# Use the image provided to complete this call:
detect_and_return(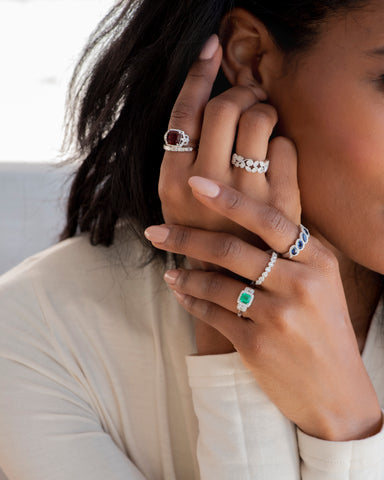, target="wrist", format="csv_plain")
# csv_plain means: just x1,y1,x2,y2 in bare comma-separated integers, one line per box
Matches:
300,408,383,442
